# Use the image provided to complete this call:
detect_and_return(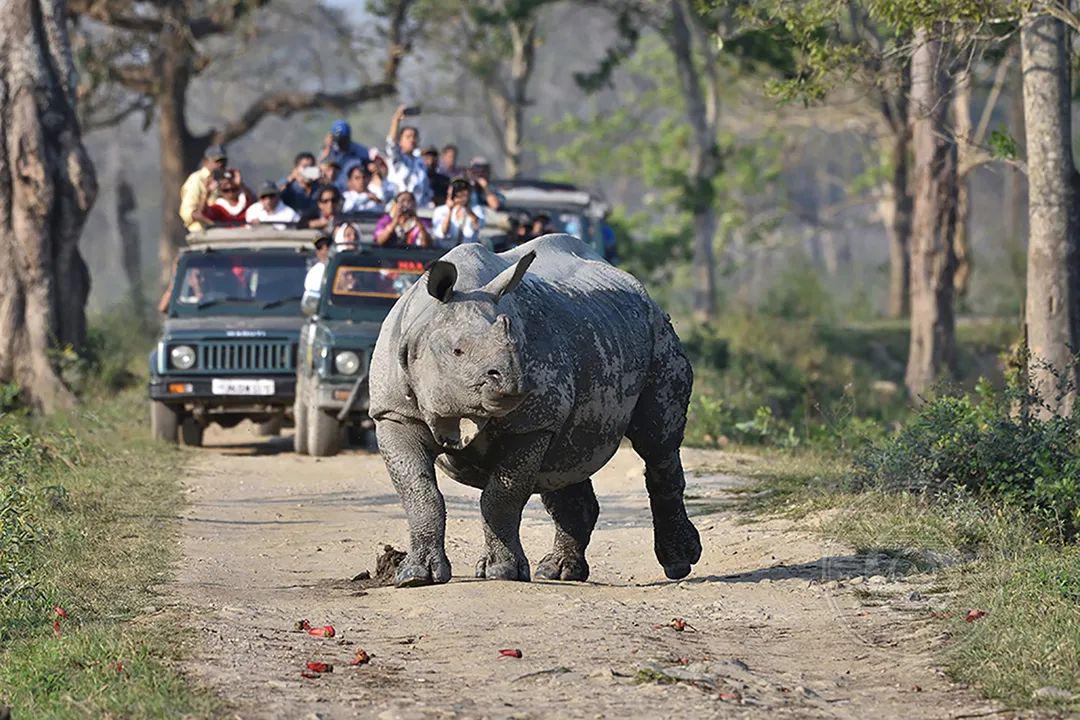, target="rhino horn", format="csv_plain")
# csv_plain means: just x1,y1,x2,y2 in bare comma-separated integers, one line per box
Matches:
427,261,457,303
484,251,536,301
